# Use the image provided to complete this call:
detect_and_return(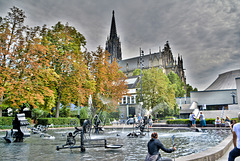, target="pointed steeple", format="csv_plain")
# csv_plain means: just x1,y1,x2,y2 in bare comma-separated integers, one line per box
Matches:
110,10,117,39
105,10,122,63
